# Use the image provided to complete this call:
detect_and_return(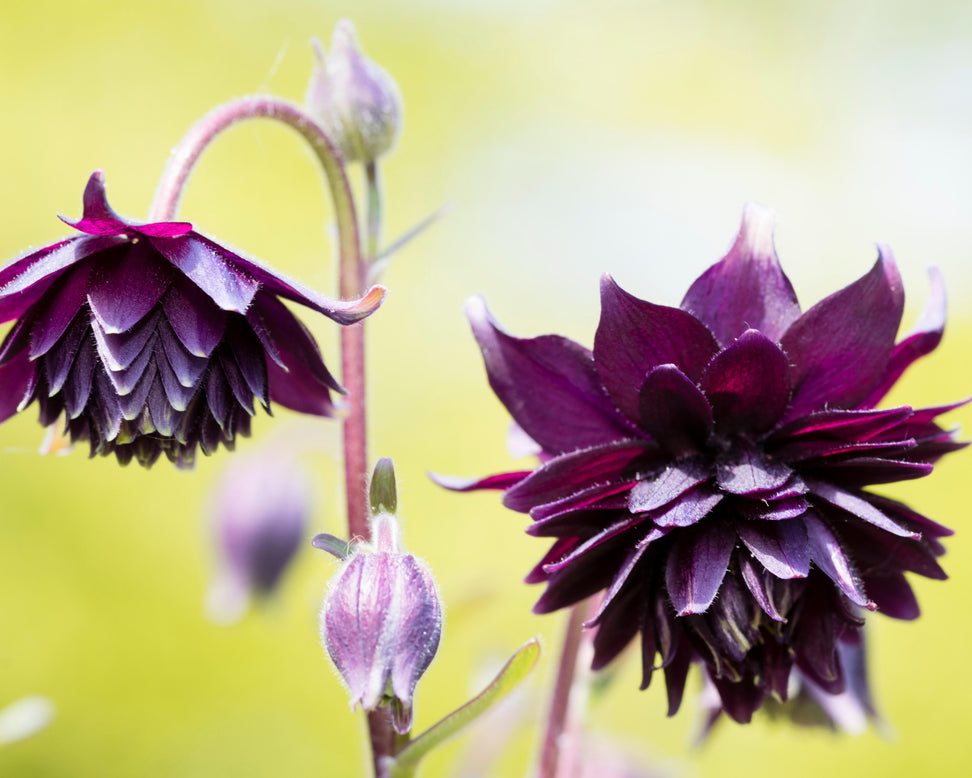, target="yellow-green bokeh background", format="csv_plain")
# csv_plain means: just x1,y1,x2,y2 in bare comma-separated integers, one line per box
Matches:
1,1,971,775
